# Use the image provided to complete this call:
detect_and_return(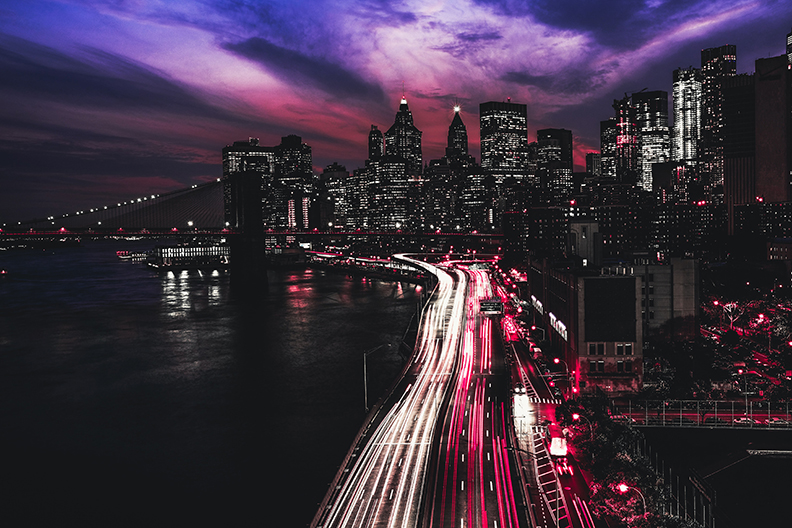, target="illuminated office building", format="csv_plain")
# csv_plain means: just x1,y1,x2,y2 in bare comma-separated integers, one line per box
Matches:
633,91,670,192
275,134,313,194
537,129,573,169
479,100,529,183
221,138,275,224
600,118,618,179
586,152,601,177
701,45,737,192
384,97,423,176
612,95,640,184
447,105,469,158
537,129,574,202
787,27,792,64
366,155,409,230
368,125,384,161
672,67,702,165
